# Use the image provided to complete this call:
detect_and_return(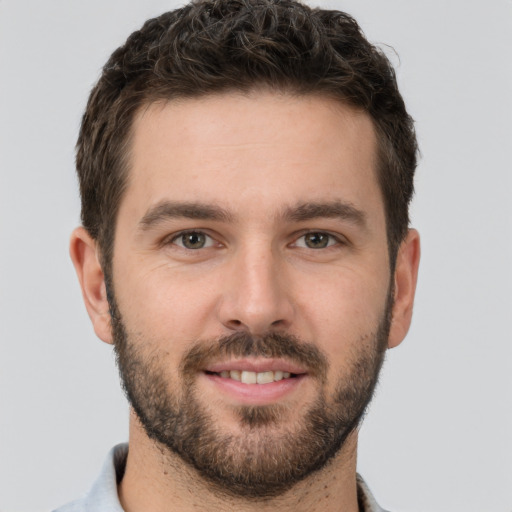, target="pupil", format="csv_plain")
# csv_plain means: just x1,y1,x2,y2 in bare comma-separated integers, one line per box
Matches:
184,232,205,249
306,233,328,248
